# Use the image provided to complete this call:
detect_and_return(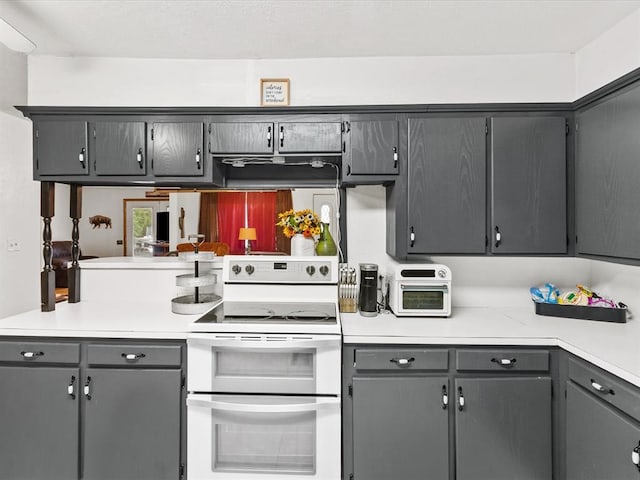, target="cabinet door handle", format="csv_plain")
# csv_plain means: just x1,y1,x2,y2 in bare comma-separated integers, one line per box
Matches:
590,379,615,395
67,376,76,398
122,352,146,361
79,147,86,168
458,386,465,411
442,385,448,410
495,226,502,248
410,226,415,247
84,376,92,399
390,357,415,366
195,148,201,170
632,442,640,470
21,351,44,359
279,126,284,148
136,147,144,168
267,126,272,148
491,357,517,367
393,146,398,169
